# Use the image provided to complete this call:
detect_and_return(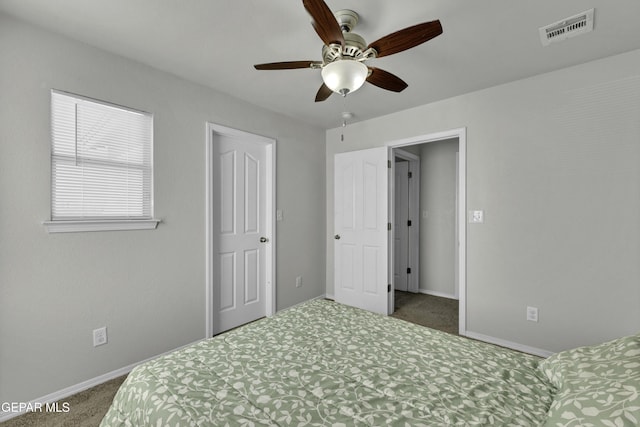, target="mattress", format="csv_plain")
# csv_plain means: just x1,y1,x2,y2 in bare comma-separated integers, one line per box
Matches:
101,299,558,426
